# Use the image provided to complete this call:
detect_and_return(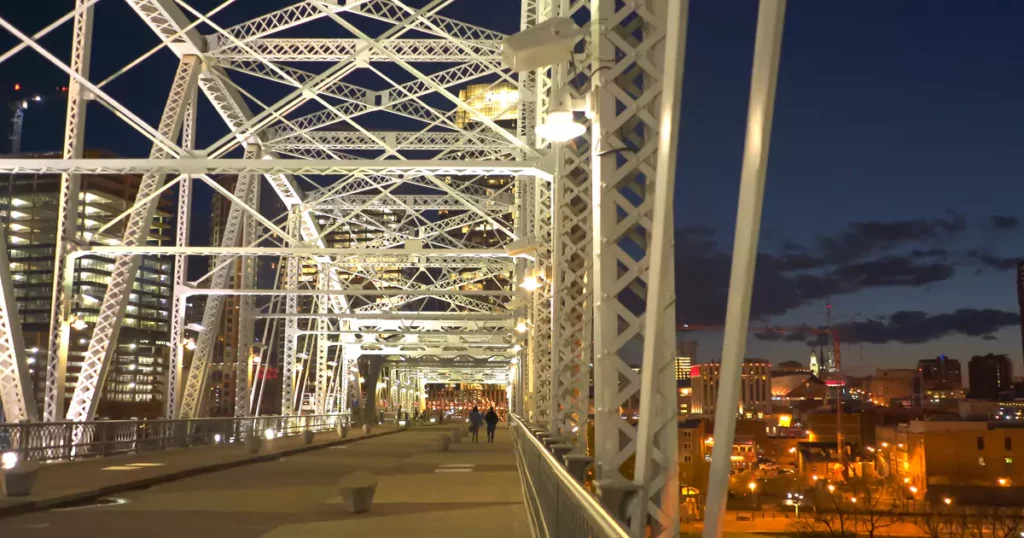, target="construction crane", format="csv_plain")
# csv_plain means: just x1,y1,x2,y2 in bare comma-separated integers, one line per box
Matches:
678,321,850,477
4,83,68,154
